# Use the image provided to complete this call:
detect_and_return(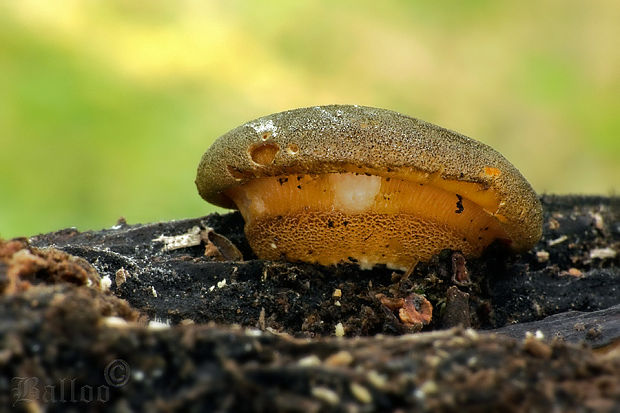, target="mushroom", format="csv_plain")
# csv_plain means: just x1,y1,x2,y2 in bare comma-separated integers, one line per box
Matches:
195,105,542,270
